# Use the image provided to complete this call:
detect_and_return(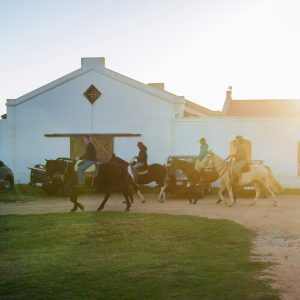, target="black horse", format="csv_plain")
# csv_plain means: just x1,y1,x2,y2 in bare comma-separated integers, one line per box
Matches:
110,154,168,202
45,158,133,212
168,158,205,204
110,154,145,203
